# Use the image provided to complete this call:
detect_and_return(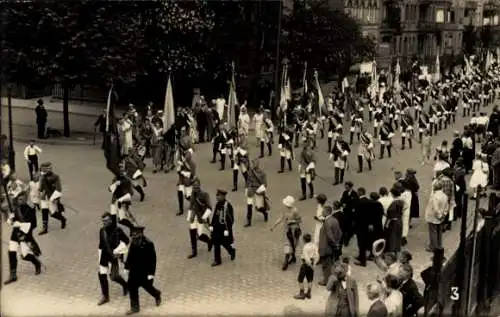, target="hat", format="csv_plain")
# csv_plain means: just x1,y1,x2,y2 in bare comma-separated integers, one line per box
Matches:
316,193,327,204
40,162,52,169
406,168,416,175
282,195,295,208
216,189,228,196
372,239,386,257
37,99,44,105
